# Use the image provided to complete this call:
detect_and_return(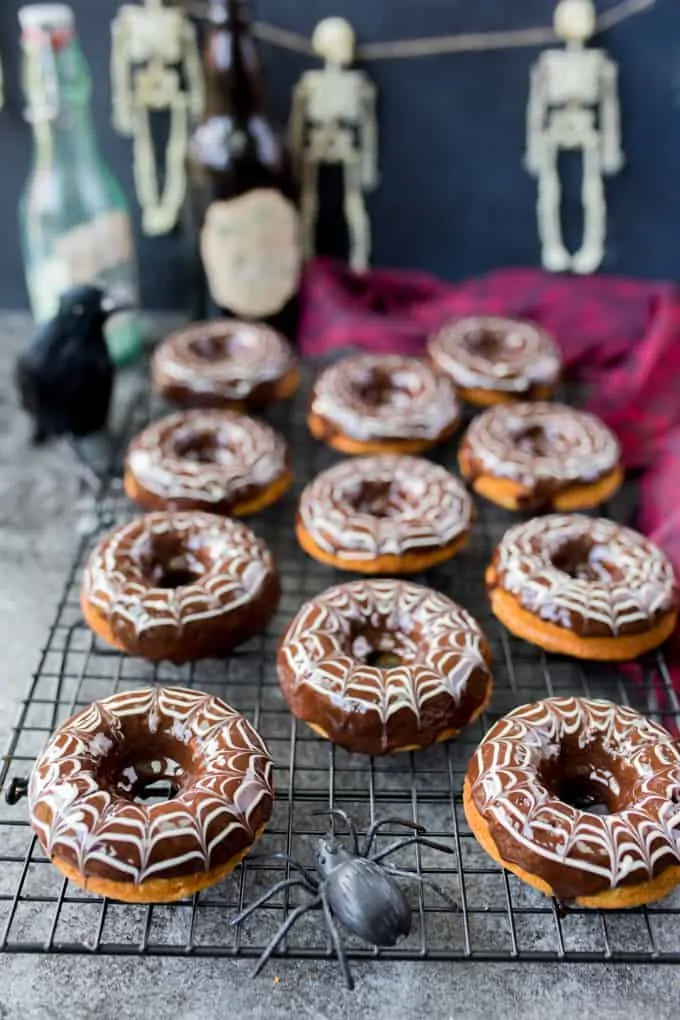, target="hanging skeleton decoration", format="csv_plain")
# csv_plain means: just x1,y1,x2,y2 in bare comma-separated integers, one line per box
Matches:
525,0,624,275
289,17,379,273
111,0,204,237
